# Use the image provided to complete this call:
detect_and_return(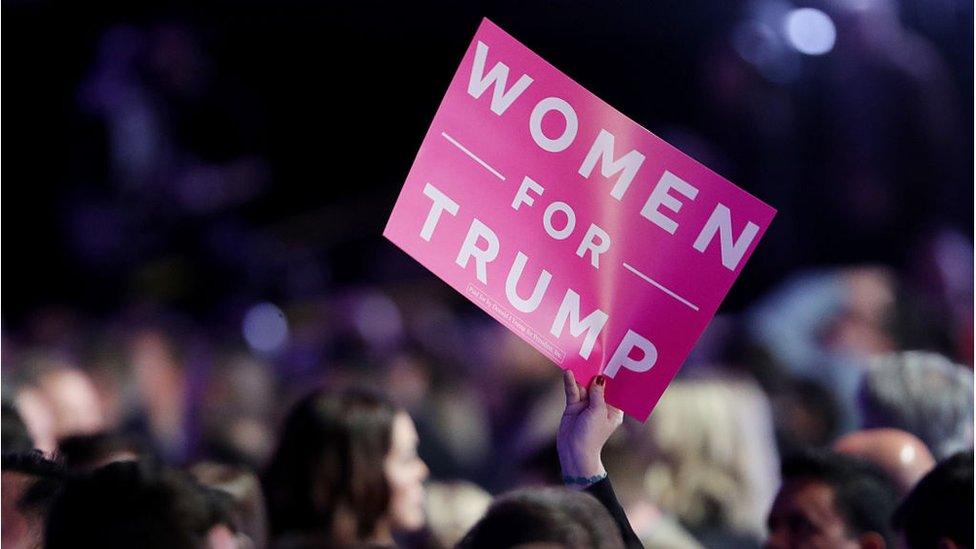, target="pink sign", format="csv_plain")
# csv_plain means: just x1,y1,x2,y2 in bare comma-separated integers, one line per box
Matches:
384,18,776,420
